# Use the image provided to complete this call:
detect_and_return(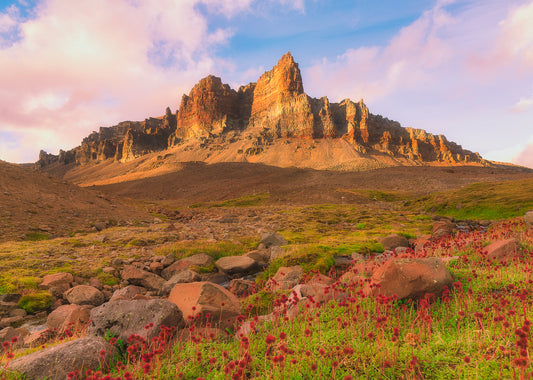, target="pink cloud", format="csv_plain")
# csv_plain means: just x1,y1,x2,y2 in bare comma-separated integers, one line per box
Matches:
513,144,533,169
0,0,258,162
